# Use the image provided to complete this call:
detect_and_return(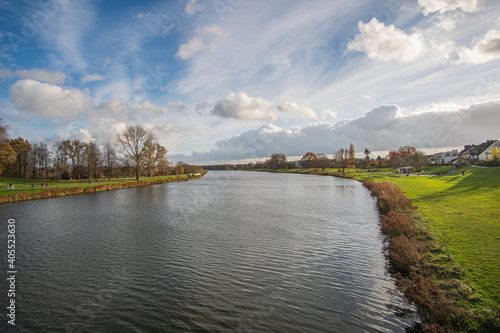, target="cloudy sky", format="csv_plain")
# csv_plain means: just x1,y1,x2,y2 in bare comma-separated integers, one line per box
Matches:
1,0,499,164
